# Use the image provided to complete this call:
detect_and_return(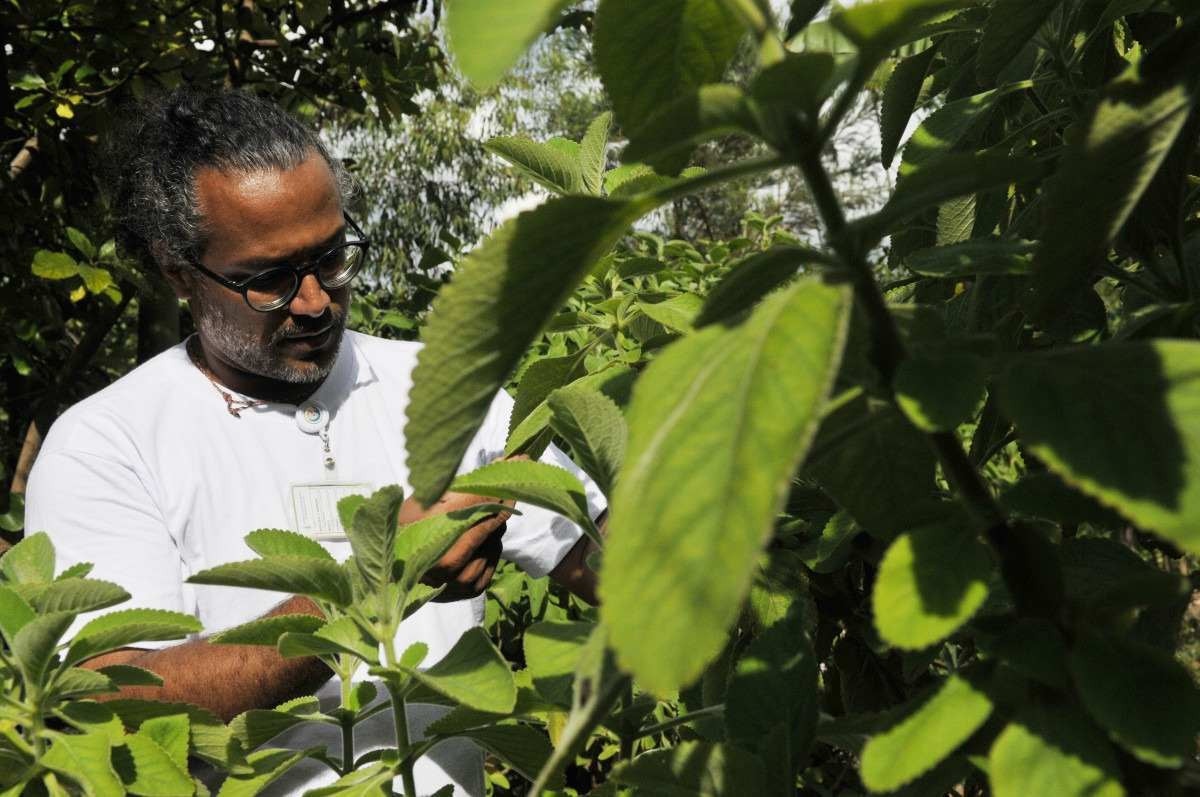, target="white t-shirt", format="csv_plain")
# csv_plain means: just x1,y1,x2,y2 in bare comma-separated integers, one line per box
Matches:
24,330,602,796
